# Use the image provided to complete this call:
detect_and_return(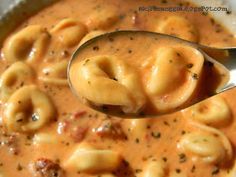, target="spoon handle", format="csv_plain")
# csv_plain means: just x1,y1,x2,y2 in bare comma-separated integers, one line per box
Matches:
214,48,236,92
223,48,236,69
